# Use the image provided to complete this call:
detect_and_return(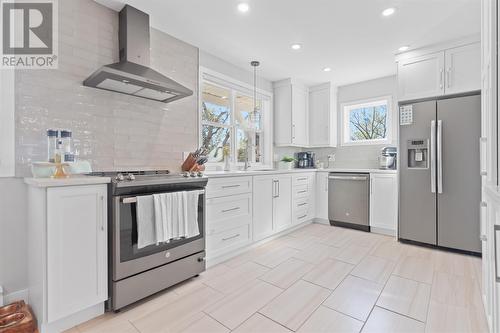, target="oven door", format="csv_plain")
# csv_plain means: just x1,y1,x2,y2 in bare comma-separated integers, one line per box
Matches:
112,190,206,281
